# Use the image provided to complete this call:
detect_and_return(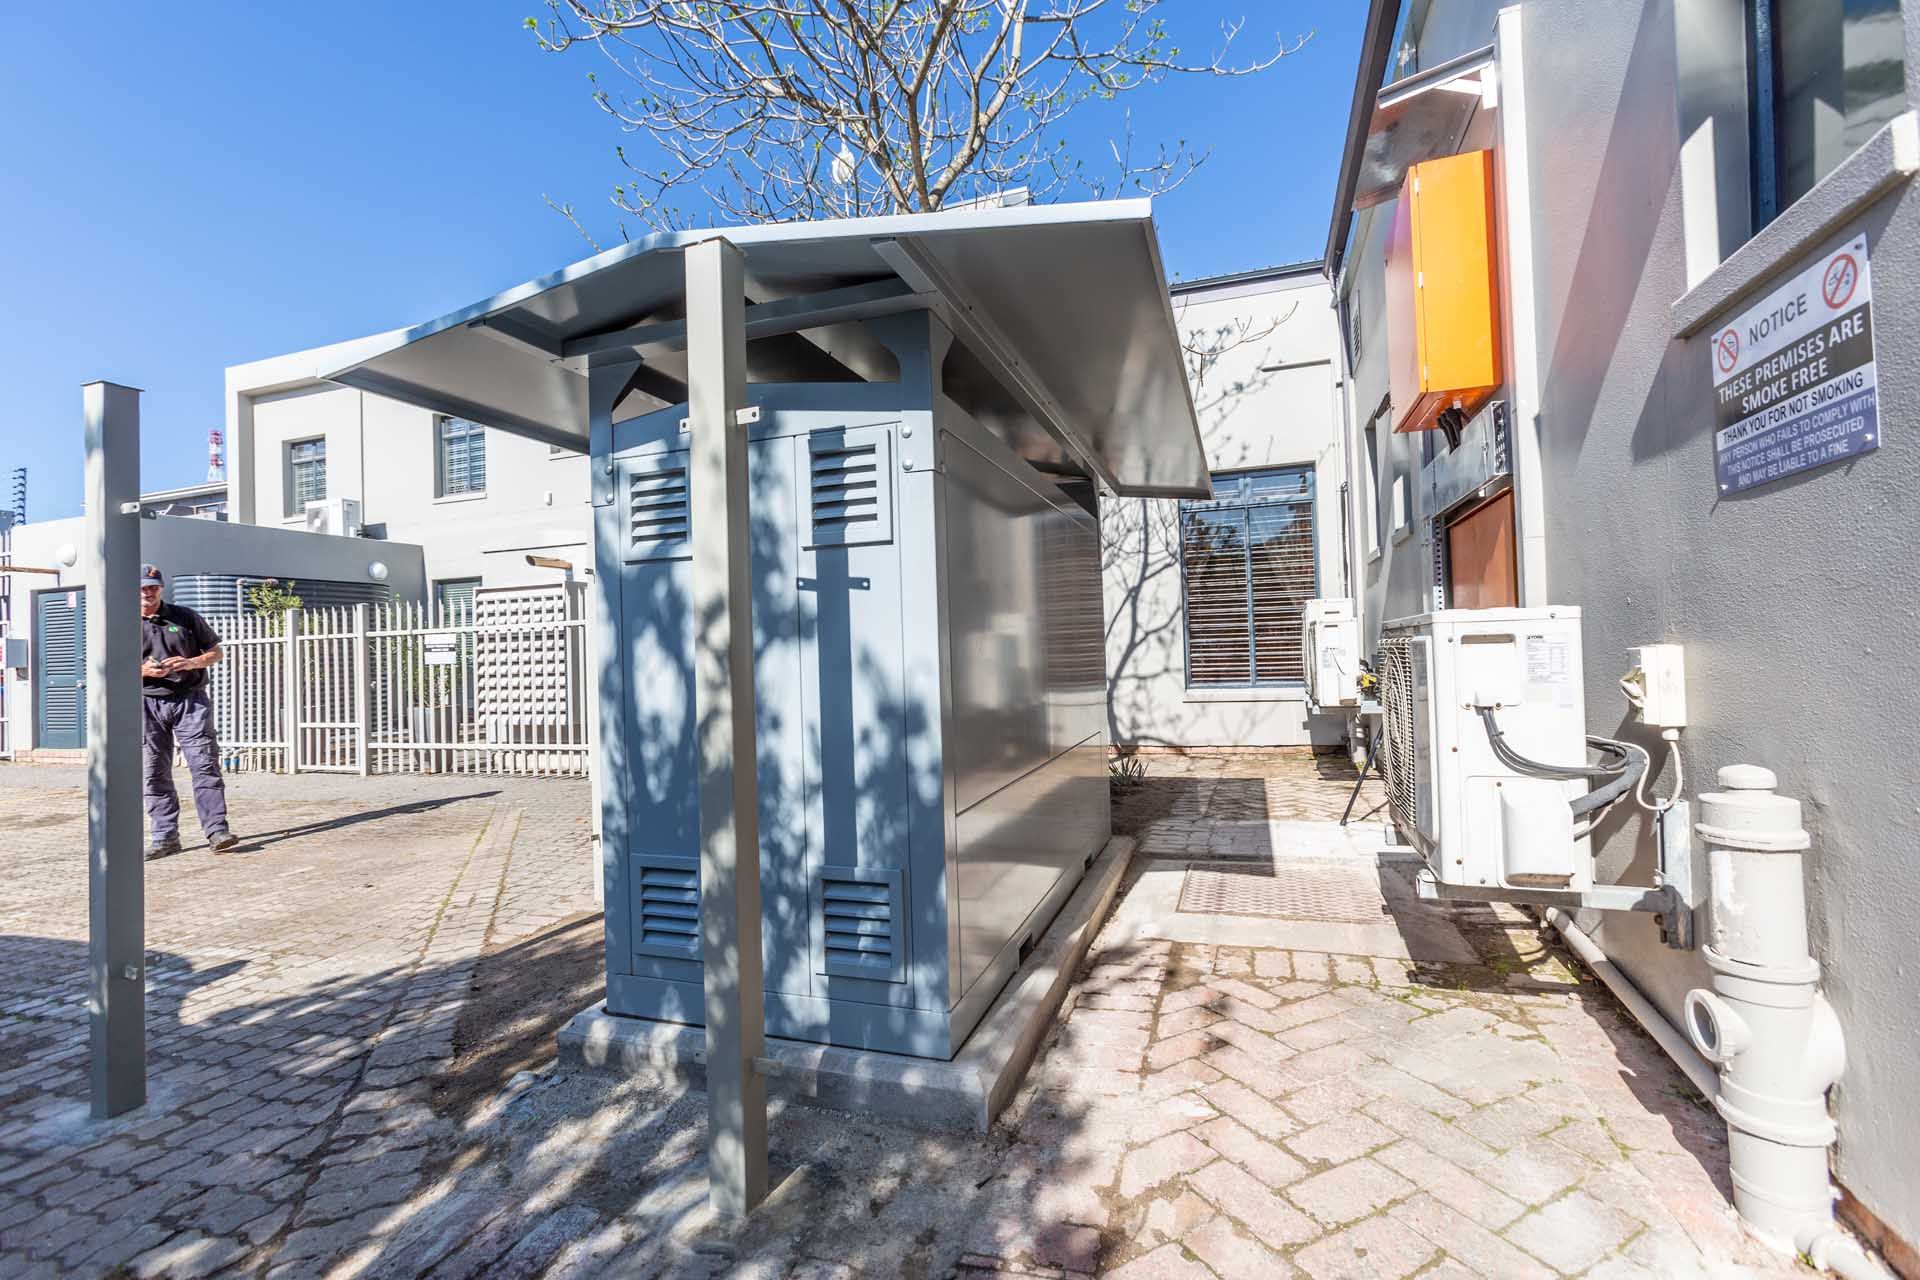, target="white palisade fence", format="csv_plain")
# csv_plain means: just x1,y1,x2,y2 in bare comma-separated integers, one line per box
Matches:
205,584,589,777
